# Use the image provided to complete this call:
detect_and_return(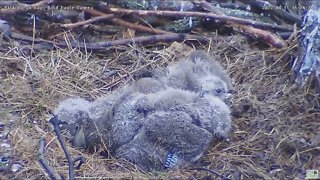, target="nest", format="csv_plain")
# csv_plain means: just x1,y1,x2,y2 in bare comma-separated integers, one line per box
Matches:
0,34,319,179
